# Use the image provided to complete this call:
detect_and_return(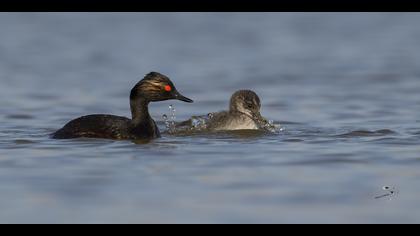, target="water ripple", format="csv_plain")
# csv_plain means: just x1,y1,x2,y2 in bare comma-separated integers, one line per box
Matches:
335,129,396,138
